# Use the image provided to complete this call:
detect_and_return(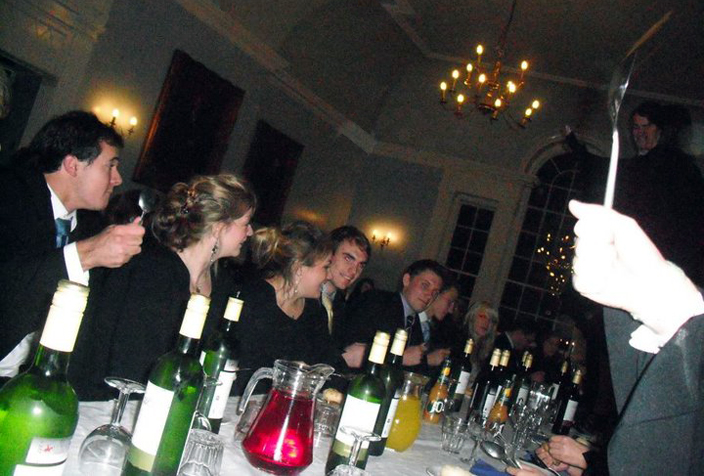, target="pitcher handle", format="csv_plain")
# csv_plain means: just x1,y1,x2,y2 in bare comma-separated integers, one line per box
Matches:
237,366,273,415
